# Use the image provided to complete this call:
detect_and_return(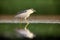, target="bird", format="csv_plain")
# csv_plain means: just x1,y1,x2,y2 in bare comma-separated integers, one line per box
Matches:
15,8,36,39
15,8,36,30
16,28,35,39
